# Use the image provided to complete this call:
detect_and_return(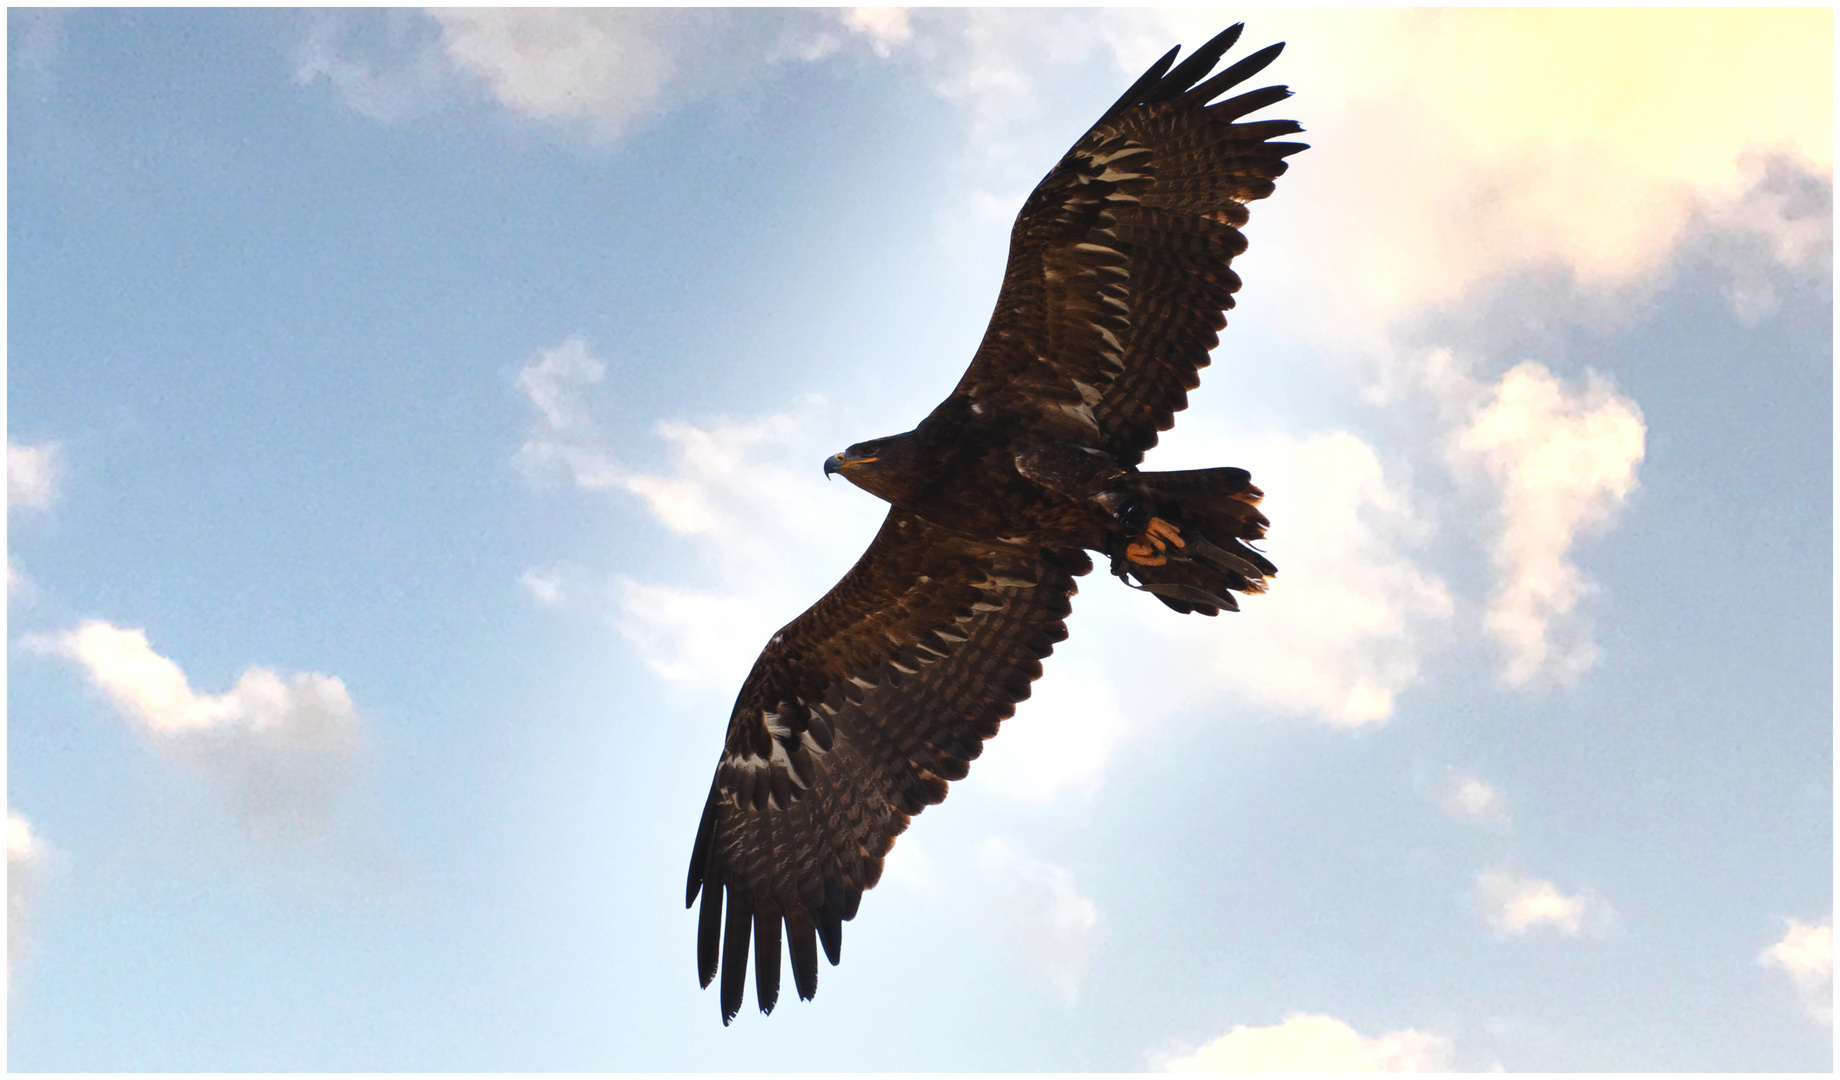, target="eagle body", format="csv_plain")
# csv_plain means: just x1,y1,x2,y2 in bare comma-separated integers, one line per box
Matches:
686,24,1307,1023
